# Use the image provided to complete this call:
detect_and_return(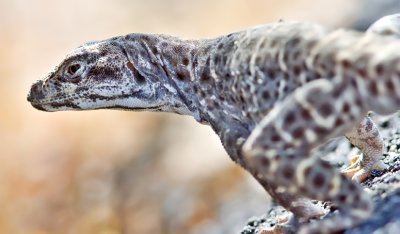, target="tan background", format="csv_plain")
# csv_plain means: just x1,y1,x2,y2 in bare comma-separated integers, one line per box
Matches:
0,0,390,233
